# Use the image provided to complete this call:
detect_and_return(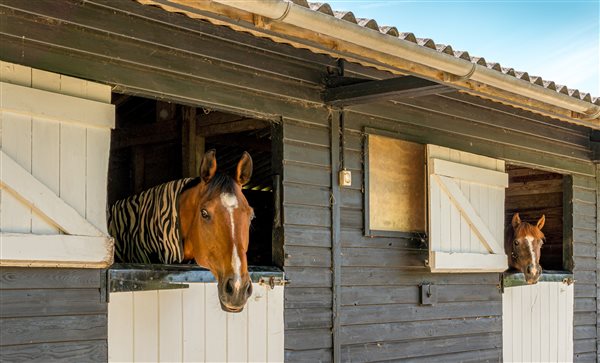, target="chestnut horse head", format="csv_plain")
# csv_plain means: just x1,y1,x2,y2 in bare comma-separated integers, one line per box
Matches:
179,150,254,312
506,213,545,284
